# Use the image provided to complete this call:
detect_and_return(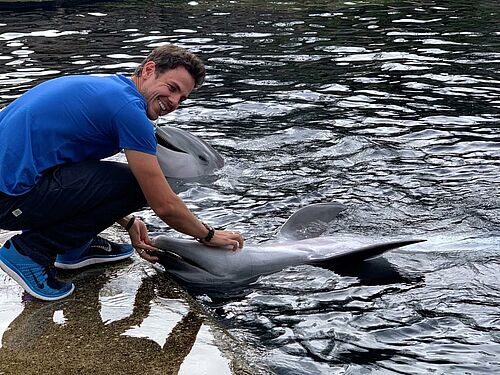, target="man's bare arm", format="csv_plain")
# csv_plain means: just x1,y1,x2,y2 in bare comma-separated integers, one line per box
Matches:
124,149,243,250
